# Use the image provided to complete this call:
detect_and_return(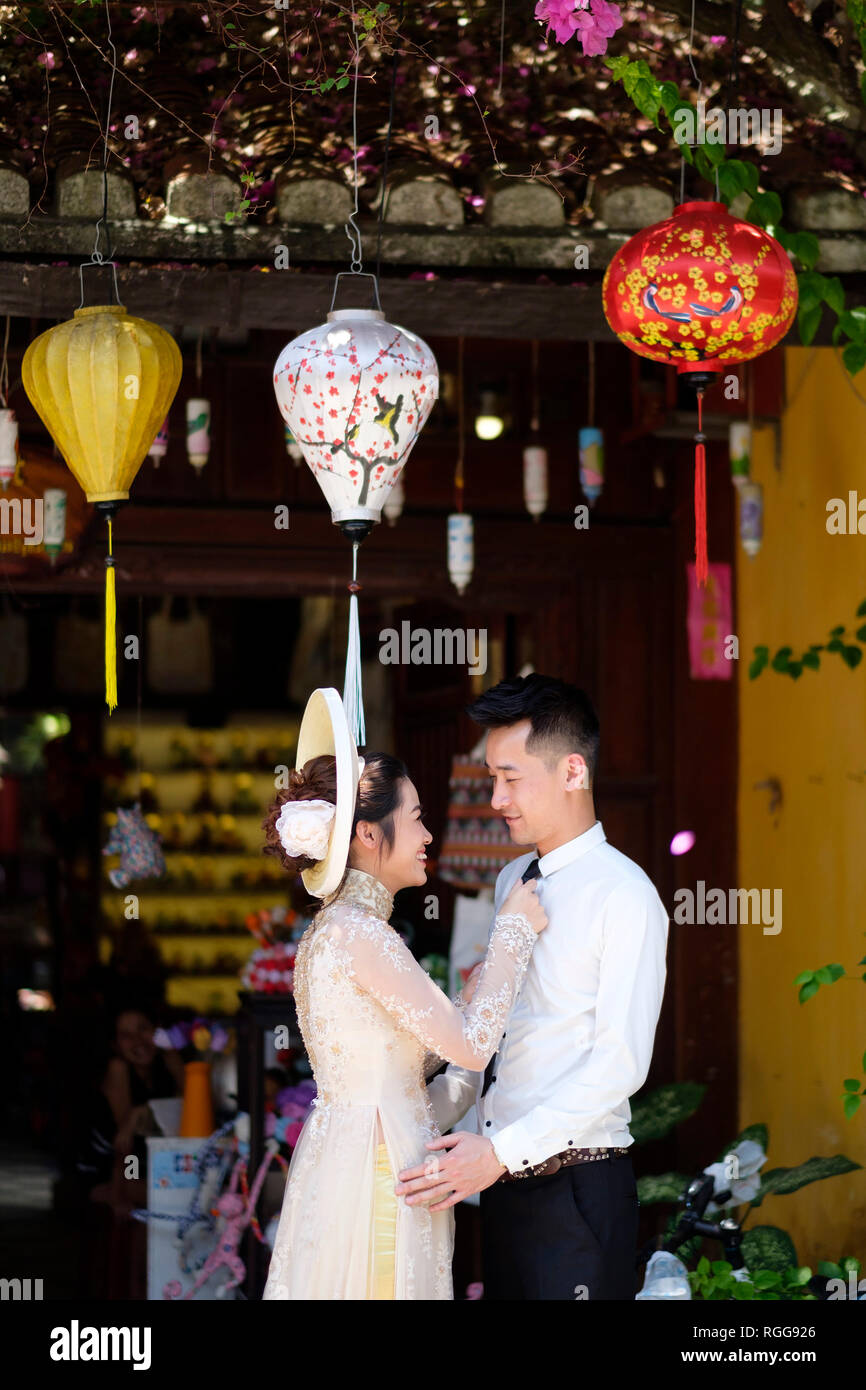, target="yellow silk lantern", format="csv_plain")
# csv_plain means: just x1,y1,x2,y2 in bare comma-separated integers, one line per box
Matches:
22,304,182,710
